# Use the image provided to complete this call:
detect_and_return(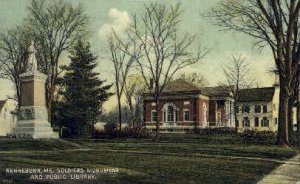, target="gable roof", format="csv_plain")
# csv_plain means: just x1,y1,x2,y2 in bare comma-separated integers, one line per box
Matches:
145,79,233,98
162,79,201,94
238,87,275,102
200,86,232,97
